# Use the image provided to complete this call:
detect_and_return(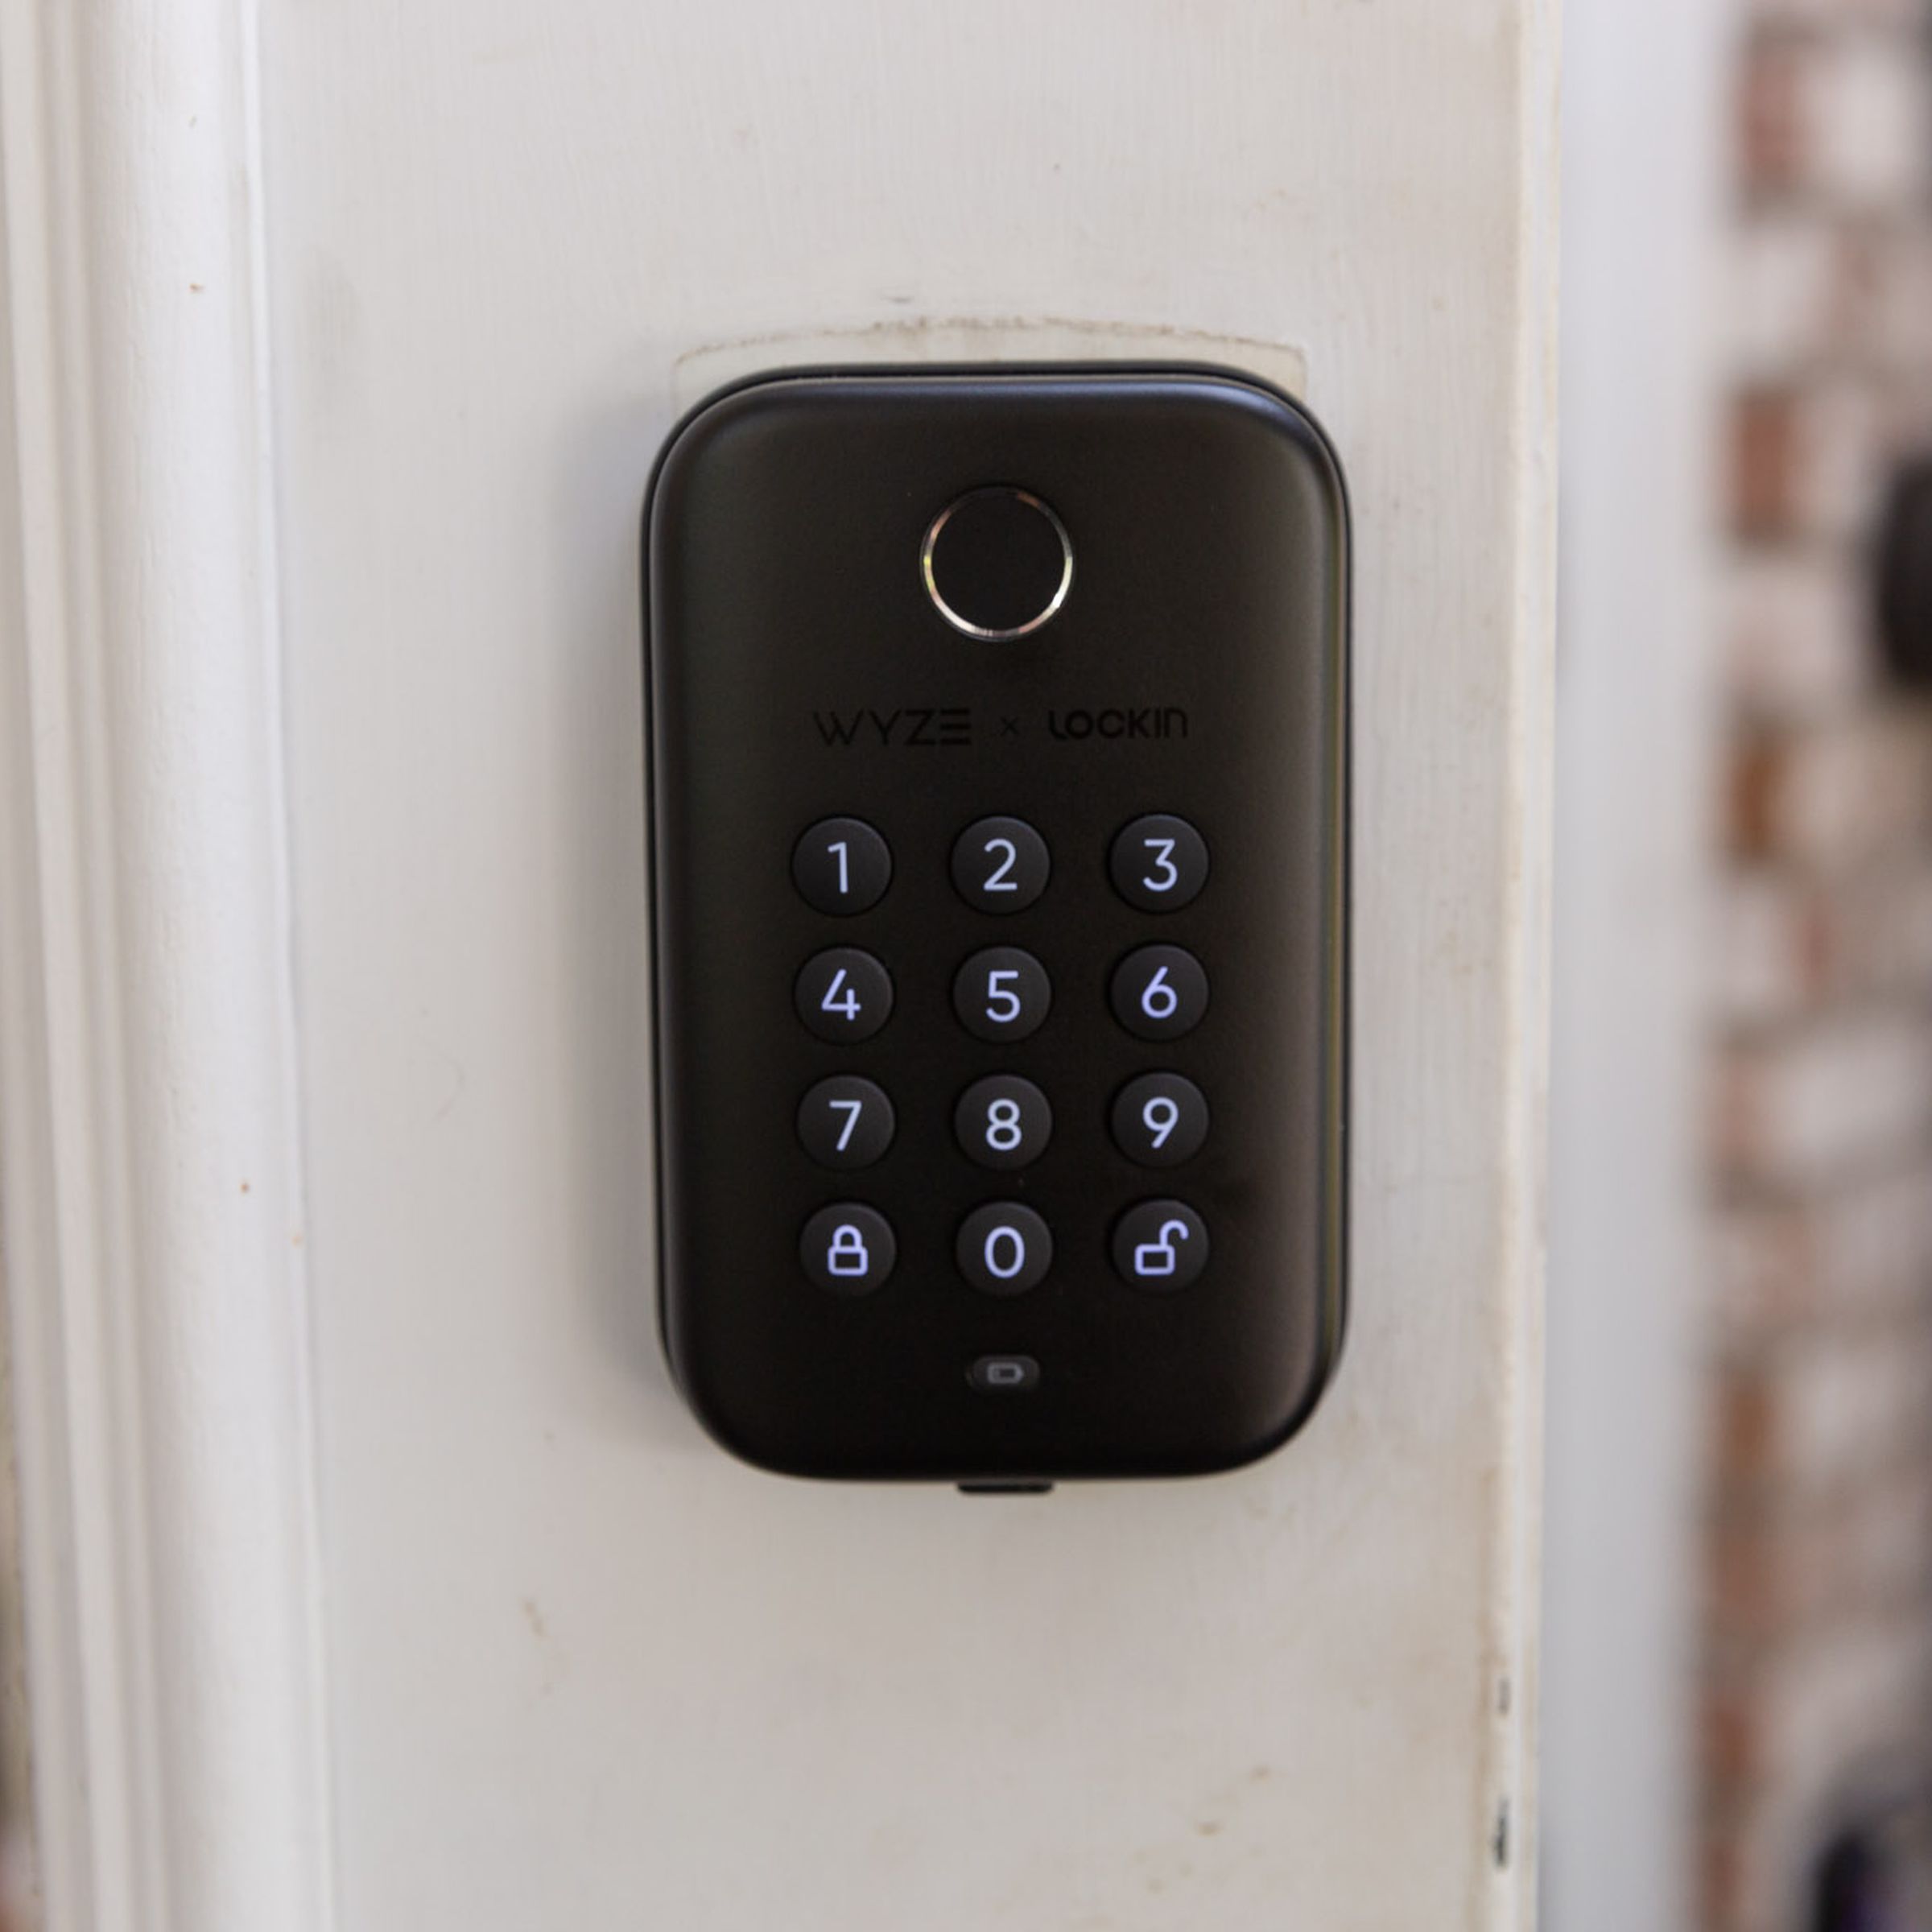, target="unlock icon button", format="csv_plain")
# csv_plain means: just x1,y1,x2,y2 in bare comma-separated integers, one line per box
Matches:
799,1203,897,1295
1113,1199,1209,1291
